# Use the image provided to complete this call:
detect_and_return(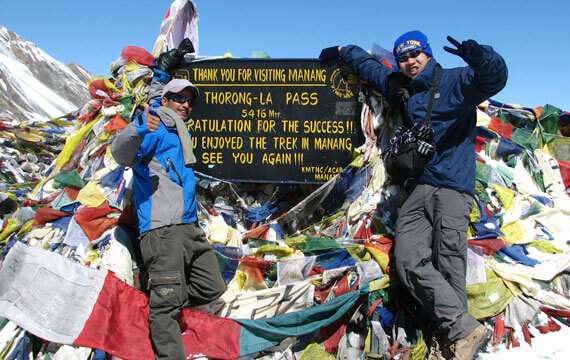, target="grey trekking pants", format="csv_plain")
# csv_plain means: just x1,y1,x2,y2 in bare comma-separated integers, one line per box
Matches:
140,223,227,360
393,184,480,341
